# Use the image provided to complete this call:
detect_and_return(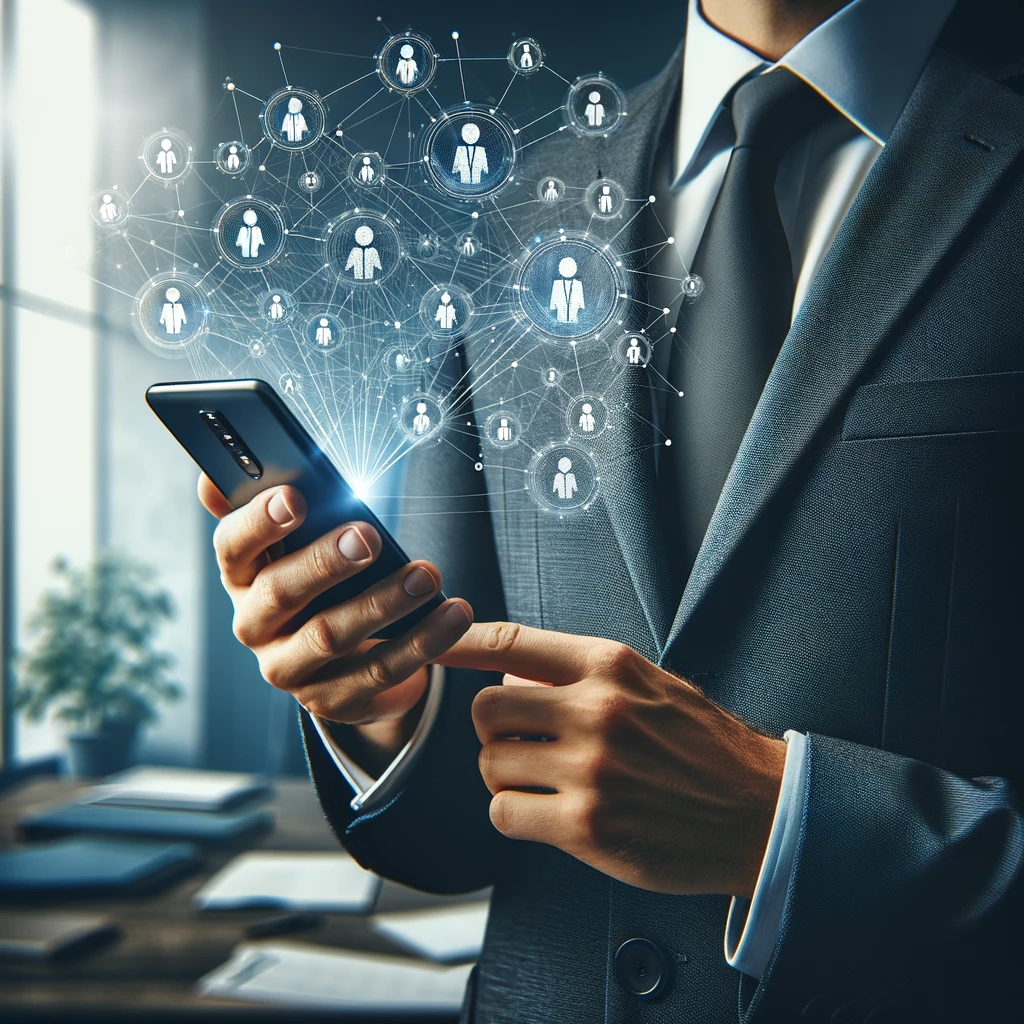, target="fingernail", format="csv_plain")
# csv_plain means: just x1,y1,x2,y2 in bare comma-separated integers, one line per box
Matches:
267,491,294,526
338,528,371,561
442,602,470,633
404,567,436,597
